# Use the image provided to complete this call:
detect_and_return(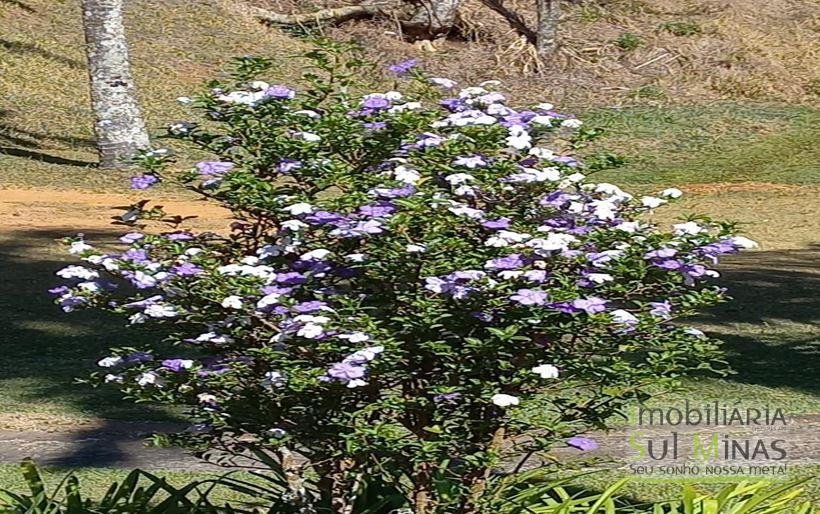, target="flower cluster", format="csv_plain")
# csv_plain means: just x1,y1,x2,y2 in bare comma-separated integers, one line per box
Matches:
53,47,753,512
